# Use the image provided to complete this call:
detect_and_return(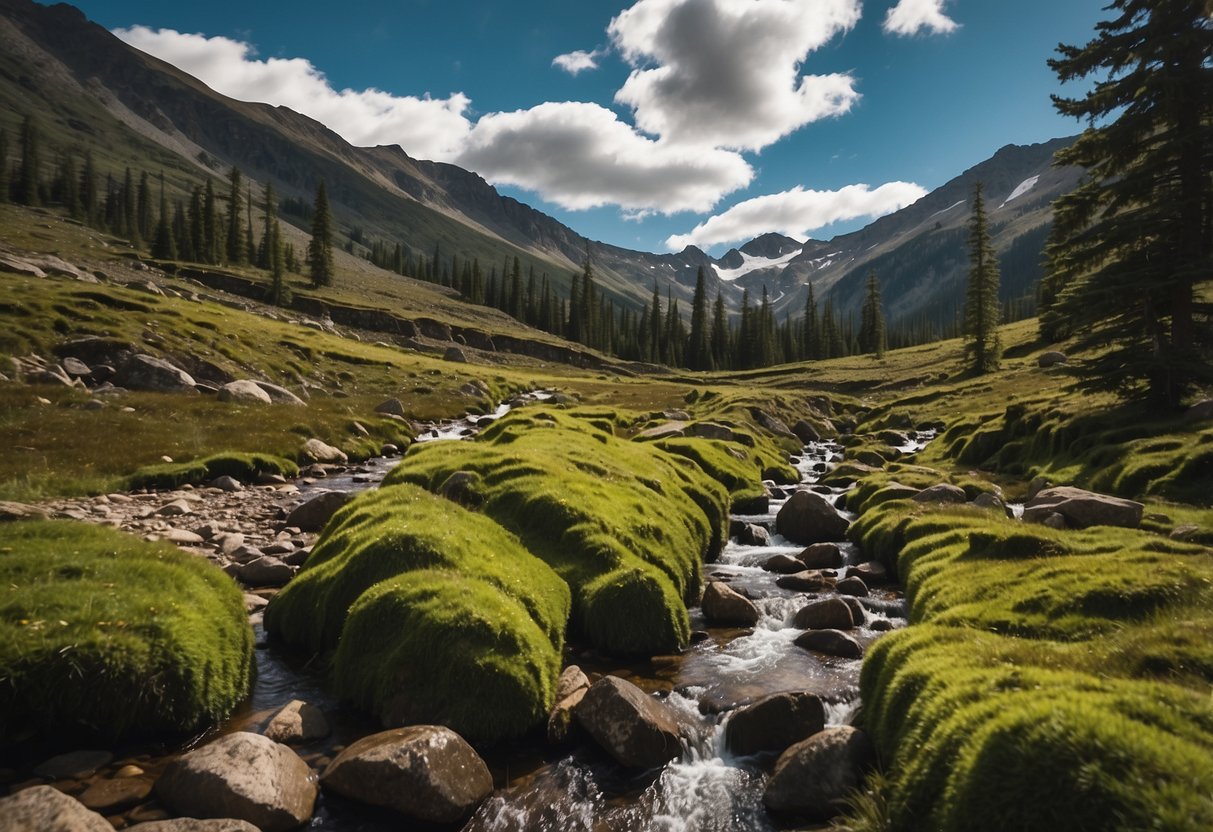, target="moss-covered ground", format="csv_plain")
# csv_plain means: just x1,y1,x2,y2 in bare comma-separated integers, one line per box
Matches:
0,520,253,743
